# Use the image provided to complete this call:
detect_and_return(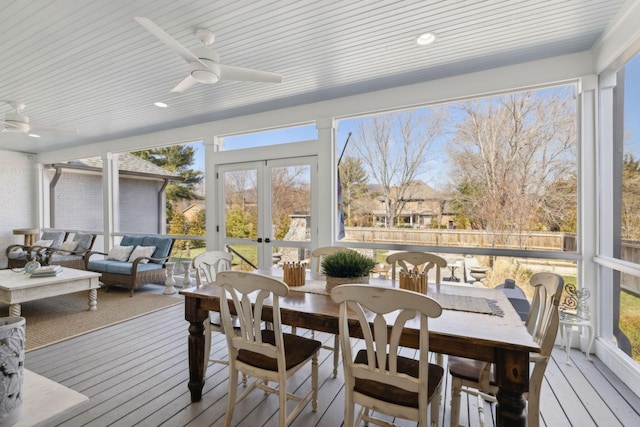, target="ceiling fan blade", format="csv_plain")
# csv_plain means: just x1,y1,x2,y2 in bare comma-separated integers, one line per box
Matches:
135,17,206,67
29,123,79,133
171,75,198,93
218,64,282,83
